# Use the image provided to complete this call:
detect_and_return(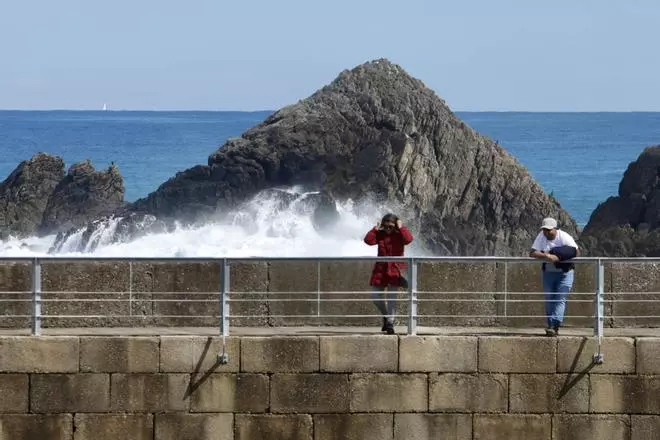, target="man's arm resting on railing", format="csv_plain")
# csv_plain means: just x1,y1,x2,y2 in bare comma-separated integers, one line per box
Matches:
529,249,559,262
